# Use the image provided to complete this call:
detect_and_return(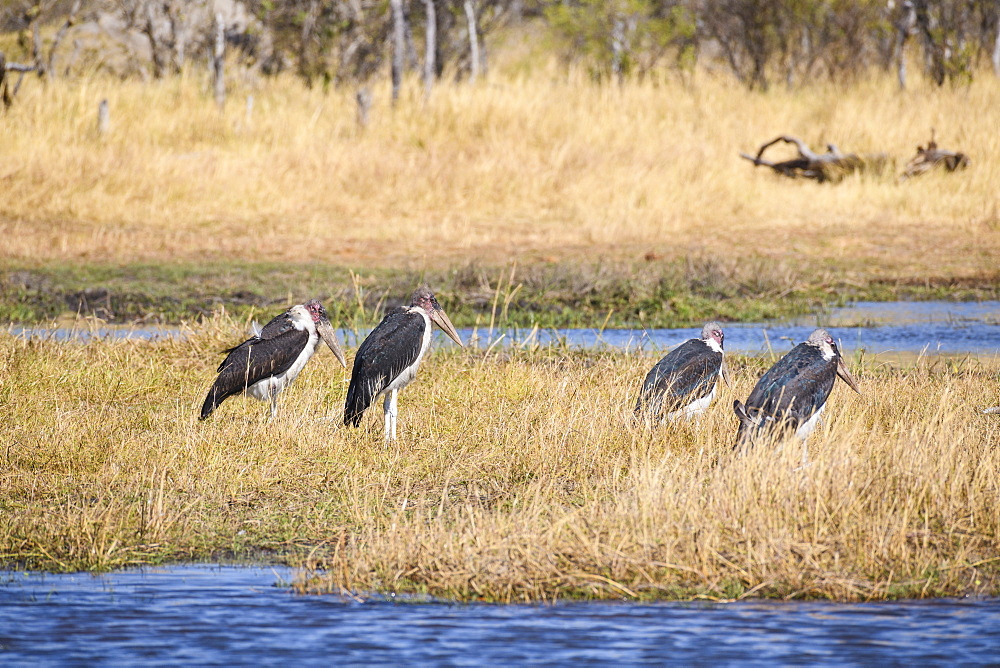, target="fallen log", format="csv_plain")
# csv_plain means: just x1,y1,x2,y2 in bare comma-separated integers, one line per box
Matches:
740,135,886,183
900,132,969,181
